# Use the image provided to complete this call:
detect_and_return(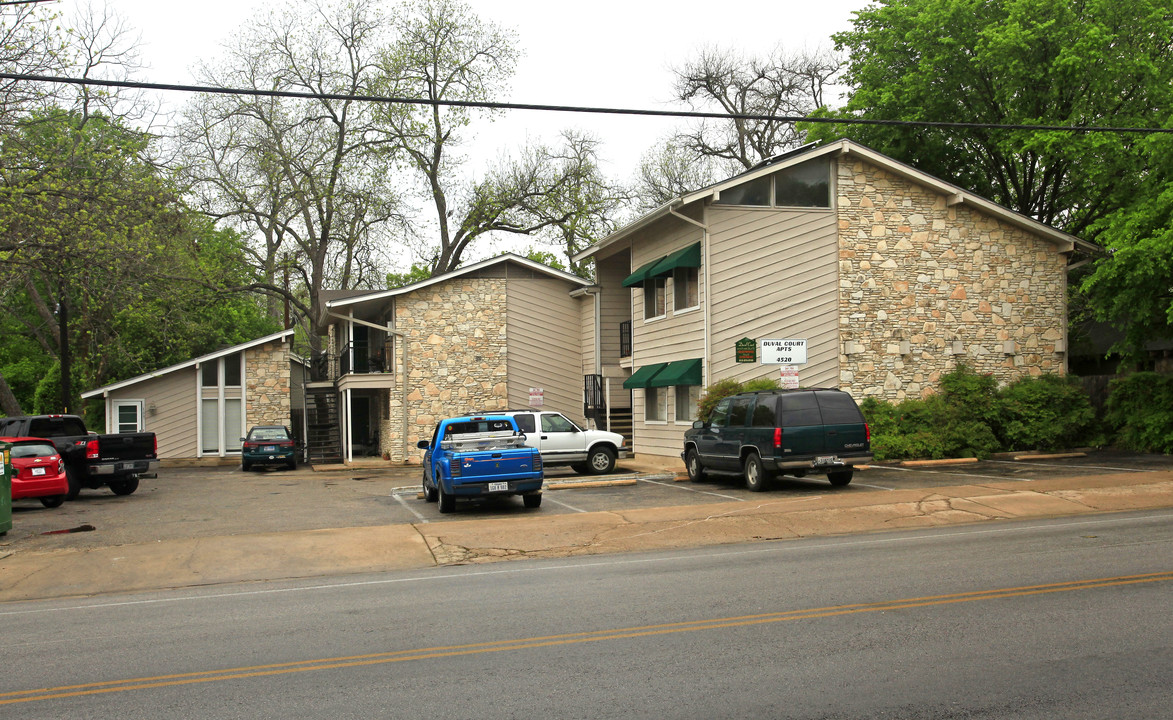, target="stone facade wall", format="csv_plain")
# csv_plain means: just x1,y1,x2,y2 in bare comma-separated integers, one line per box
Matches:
386,278,509,462
245,341,292,427
836,157,1068,401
